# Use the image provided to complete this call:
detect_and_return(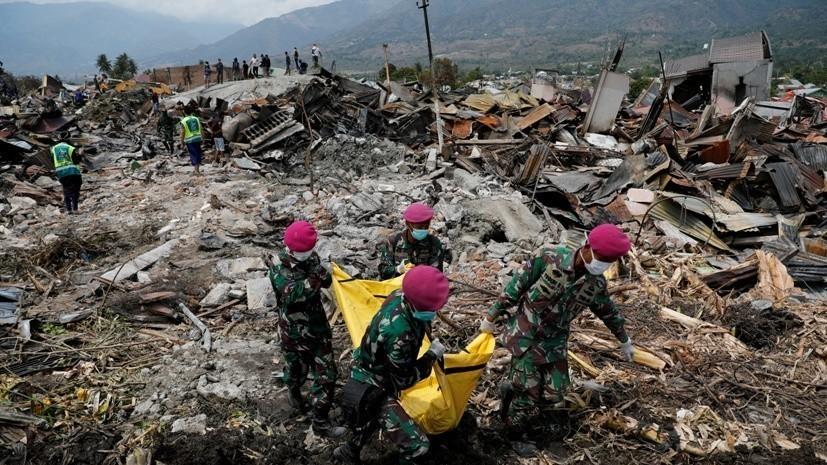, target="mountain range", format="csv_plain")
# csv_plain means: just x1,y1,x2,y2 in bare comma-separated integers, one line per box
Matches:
3,0,826,78
0,1,240,76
